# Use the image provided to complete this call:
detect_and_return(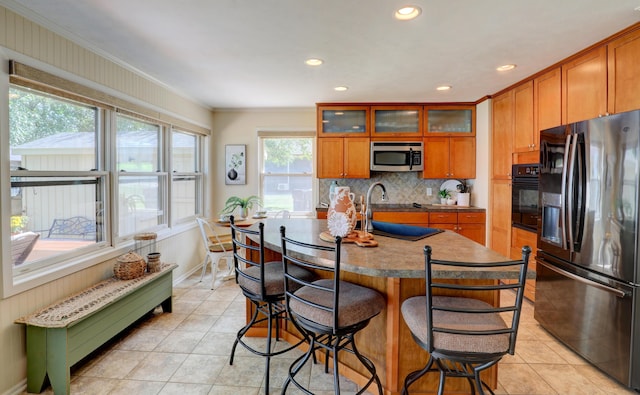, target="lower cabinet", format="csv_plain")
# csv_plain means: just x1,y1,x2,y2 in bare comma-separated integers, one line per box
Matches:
317,209,486,245
430,211,486,245
508,226,537,301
